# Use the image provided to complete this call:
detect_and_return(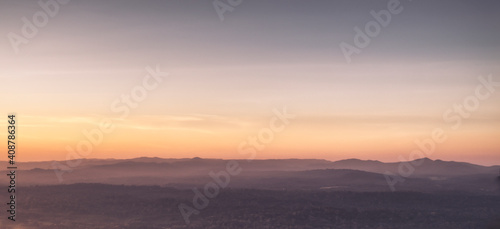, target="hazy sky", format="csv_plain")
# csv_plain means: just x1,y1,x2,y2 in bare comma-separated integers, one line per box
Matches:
1,0,499,164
